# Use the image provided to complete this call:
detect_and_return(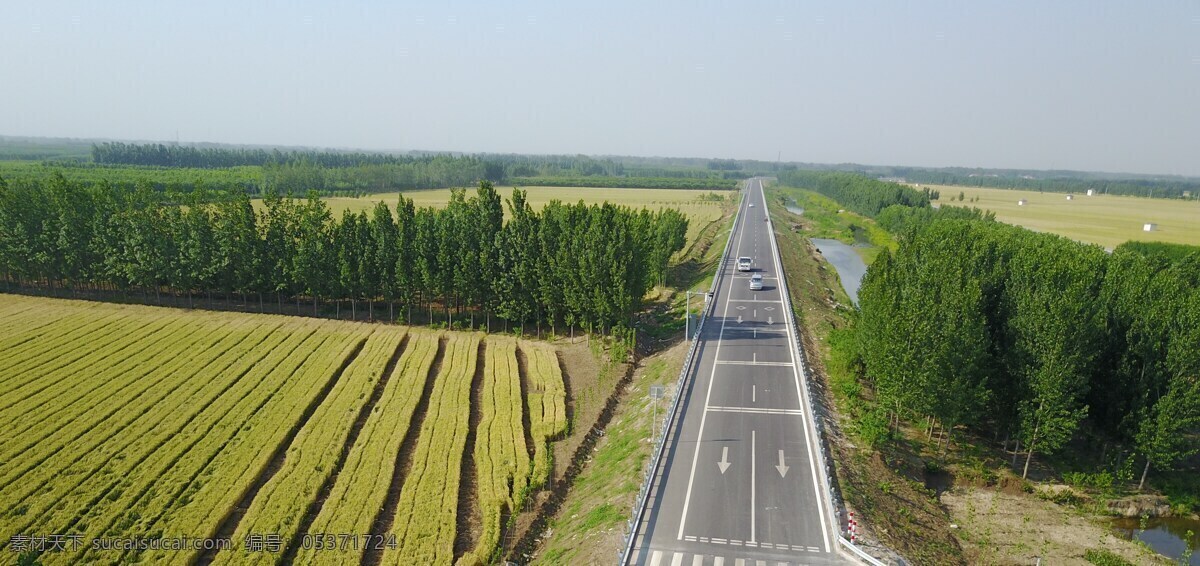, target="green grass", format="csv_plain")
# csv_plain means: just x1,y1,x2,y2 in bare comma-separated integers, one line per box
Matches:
928,184,1200,248
531,349,680,565
768,185,896,265
1084,547,1136,566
